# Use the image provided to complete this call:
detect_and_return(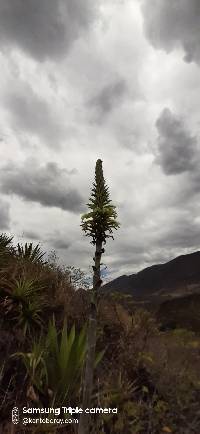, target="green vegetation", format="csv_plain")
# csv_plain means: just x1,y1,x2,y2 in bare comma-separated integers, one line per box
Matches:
17,242,46,264
13,319,88,407
81,159,120,246
2,276,46,336
0,236,103,432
